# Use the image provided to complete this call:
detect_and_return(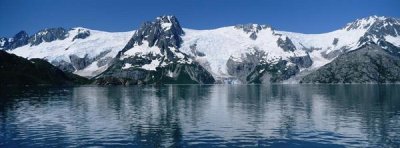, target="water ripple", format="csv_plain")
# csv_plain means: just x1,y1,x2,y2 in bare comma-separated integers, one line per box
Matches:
0,85,400,147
